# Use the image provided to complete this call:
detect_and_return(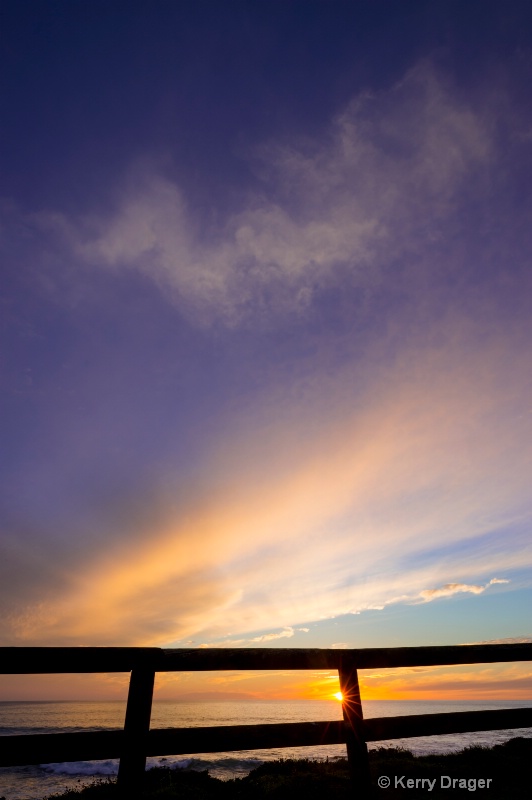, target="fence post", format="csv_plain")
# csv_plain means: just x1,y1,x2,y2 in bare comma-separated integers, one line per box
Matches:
339,658,372,798
117,667,155,793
